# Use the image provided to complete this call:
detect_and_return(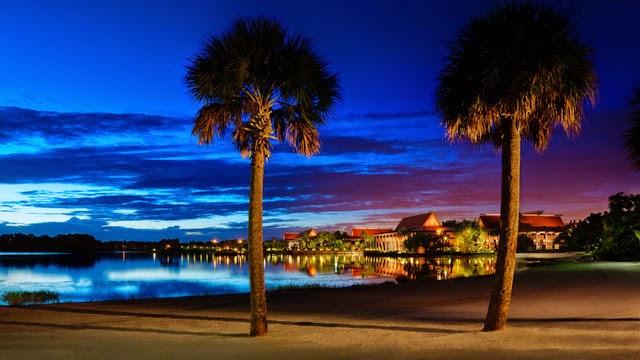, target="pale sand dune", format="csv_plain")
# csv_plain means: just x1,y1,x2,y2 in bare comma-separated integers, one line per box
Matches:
1,262,639,359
